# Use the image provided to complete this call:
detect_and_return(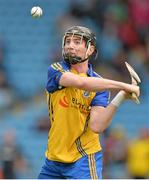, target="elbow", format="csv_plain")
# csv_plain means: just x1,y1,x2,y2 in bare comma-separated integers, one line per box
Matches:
90,122,105,134
76,77,86,89
71,76,88,90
